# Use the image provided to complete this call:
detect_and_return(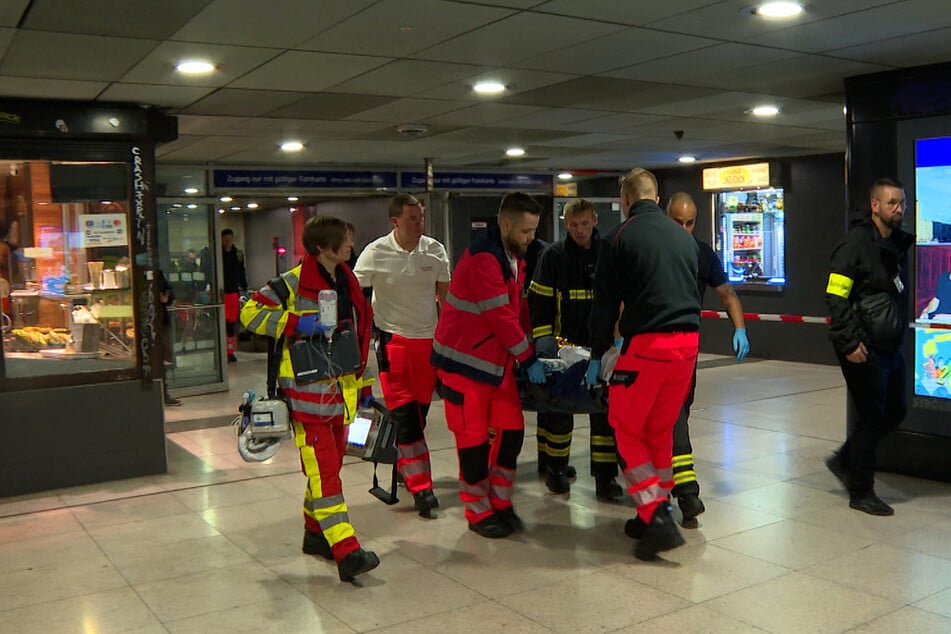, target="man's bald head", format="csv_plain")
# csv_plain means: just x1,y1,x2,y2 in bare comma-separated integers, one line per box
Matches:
666,192,697,235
